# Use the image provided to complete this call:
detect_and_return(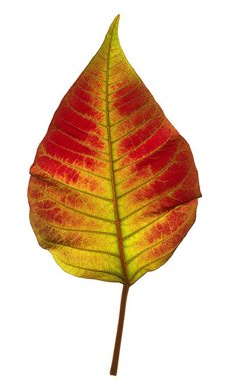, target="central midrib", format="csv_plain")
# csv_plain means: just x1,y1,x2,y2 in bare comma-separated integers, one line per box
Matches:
105,27,130,286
